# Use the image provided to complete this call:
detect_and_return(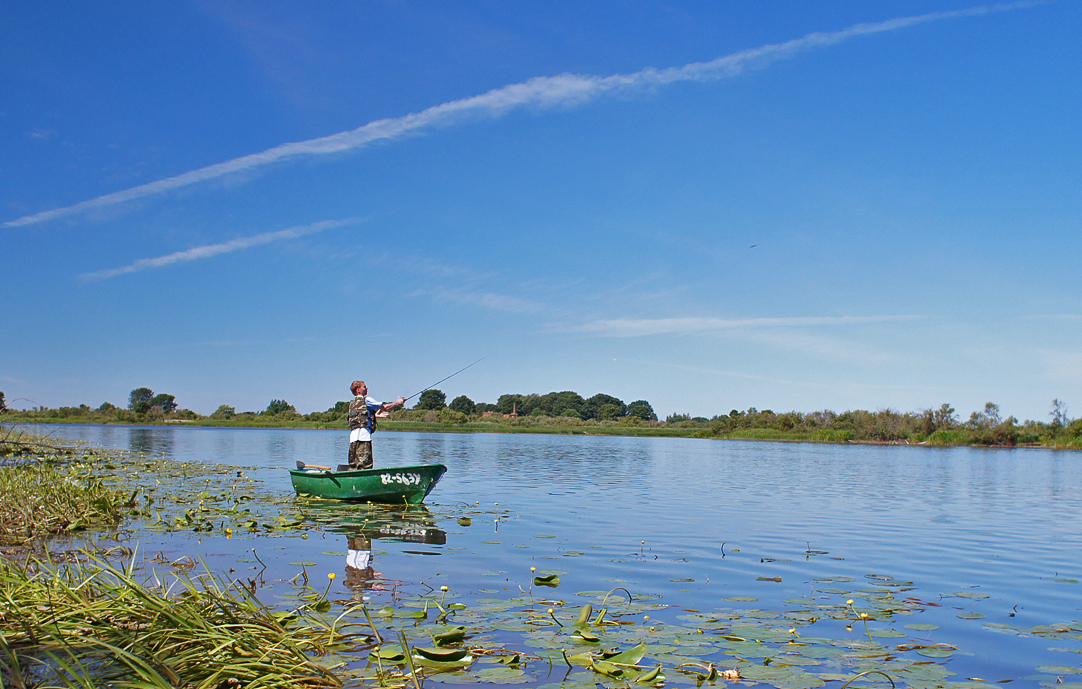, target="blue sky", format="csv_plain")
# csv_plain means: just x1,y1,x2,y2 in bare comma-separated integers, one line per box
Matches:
3,1,1081,421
